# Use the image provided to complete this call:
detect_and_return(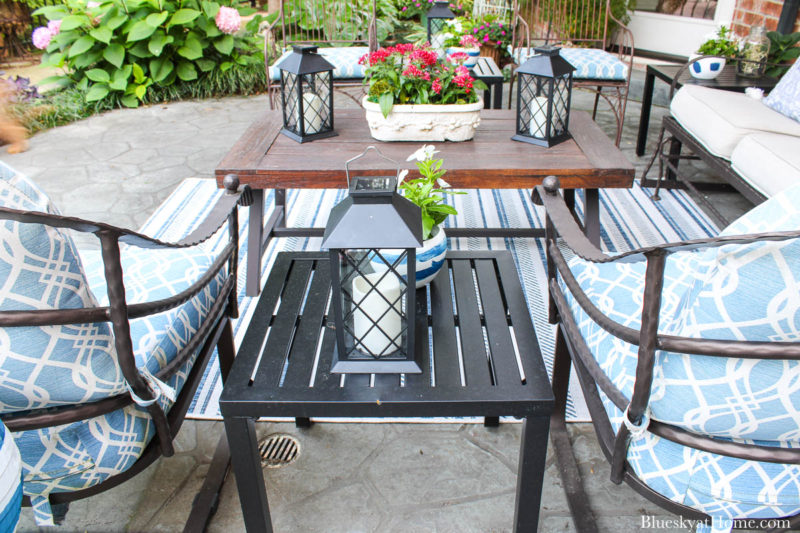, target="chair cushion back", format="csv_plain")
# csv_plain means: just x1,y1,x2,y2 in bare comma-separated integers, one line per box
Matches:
652,184,800,442
0,162,124,413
